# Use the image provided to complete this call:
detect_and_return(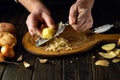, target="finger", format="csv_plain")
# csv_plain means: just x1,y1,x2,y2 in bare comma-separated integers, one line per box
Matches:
26,14,42,36
42,12,55,28
79,19,93,31
74,19,86,31
69,5,78,25
77,8,88,19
